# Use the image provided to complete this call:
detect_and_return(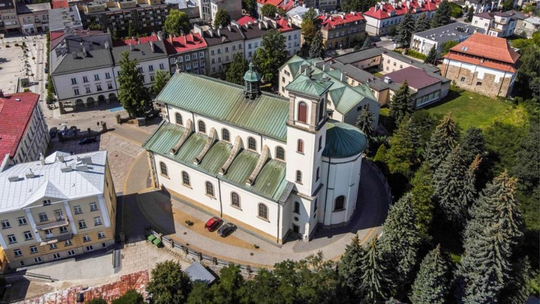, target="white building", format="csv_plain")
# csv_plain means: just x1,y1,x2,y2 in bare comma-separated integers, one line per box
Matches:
286,5,316,27
48,5,83,32
210,0,242,22
144,64,368,243
410,22,484,55
471,11,517,37
0,92,49,167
